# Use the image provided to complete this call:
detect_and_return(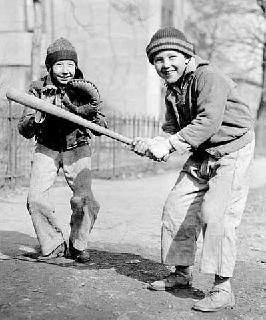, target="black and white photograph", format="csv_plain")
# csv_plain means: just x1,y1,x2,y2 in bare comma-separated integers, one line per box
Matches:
0,0,265,319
